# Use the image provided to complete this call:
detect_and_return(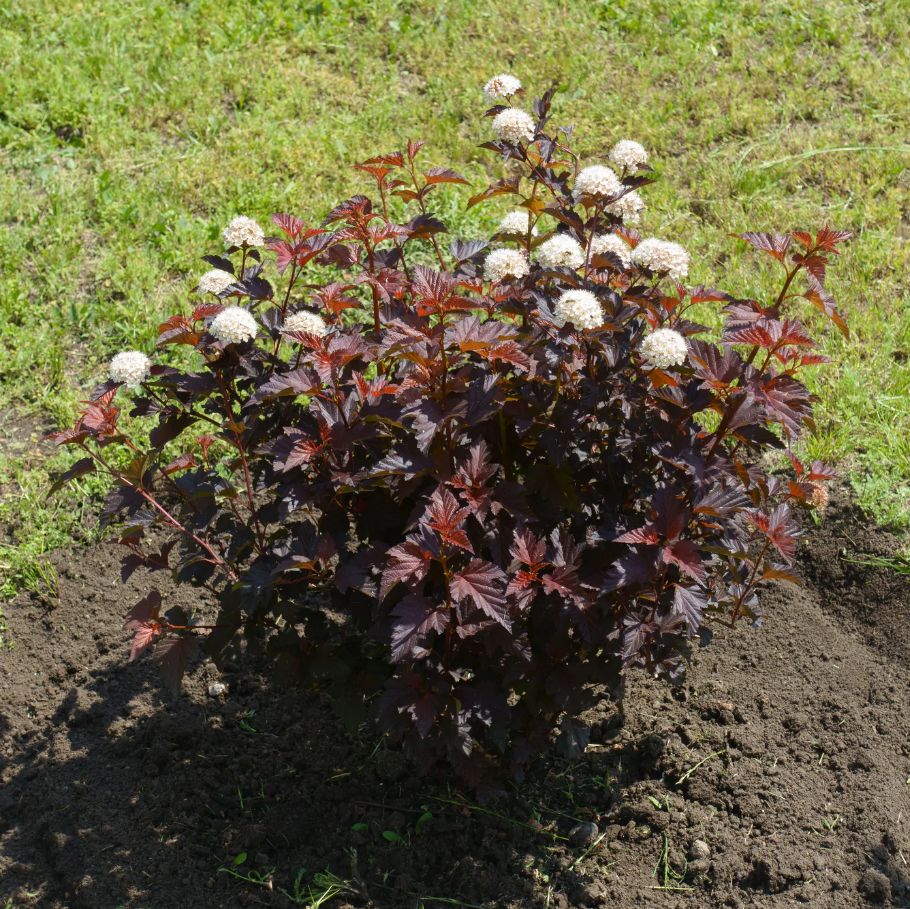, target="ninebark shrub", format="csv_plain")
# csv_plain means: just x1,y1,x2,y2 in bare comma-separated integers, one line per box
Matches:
50,79,849,786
